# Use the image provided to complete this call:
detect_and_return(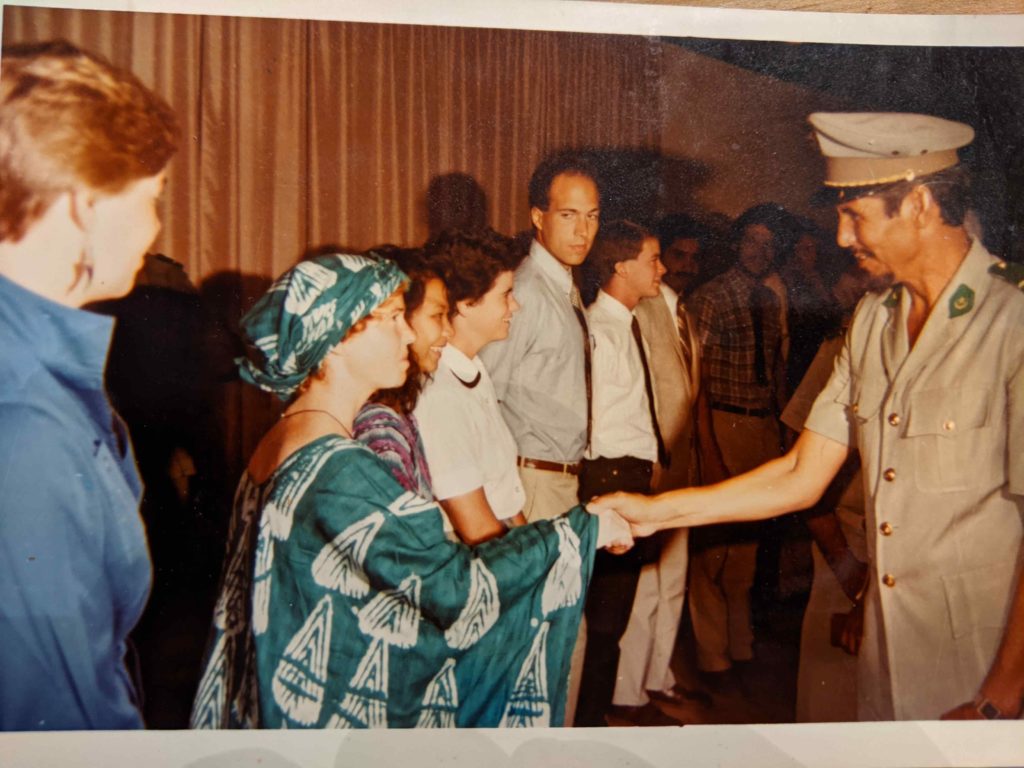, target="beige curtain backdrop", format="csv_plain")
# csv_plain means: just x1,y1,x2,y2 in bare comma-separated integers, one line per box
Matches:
2,6,663,471
3,7,662,277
